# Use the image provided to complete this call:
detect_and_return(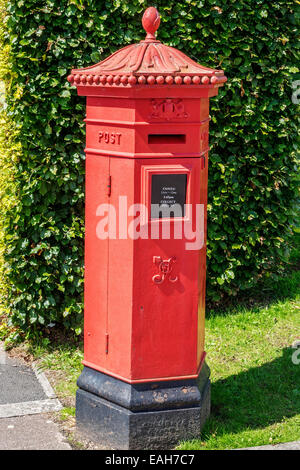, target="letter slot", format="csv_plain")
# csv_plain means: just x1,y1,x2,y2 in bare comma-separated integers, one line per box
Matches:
148,134,186,144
